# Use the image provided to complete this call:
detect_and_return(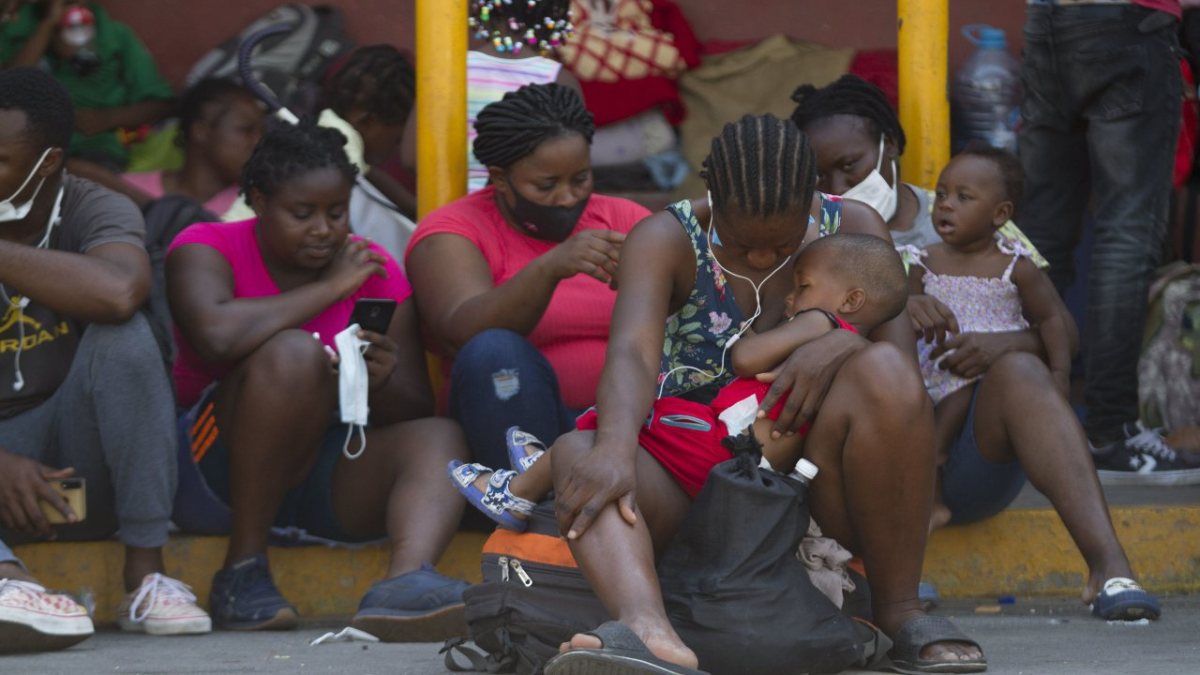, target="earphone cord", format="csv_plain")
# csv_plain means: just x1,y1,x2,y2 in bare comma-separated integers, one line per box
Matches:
2,190,62,392
657,208,794,399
